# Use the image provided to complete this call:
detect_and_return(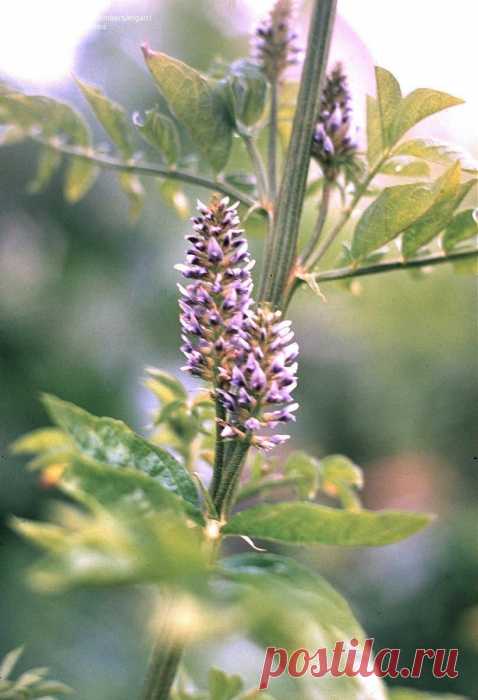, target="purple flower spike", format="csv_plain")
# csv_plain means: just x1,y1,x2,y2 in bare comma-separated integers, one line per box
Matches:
311,63,359,182
177,195,254,385
252,0,299,82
